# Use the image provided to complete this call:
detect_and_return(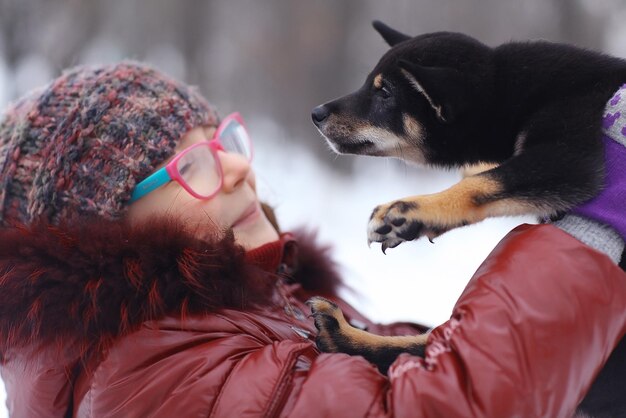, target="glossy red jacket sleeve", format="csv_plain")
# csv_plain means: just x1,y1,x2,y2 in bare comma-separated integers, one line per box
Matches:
383,224,626,417
287,224,626,417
